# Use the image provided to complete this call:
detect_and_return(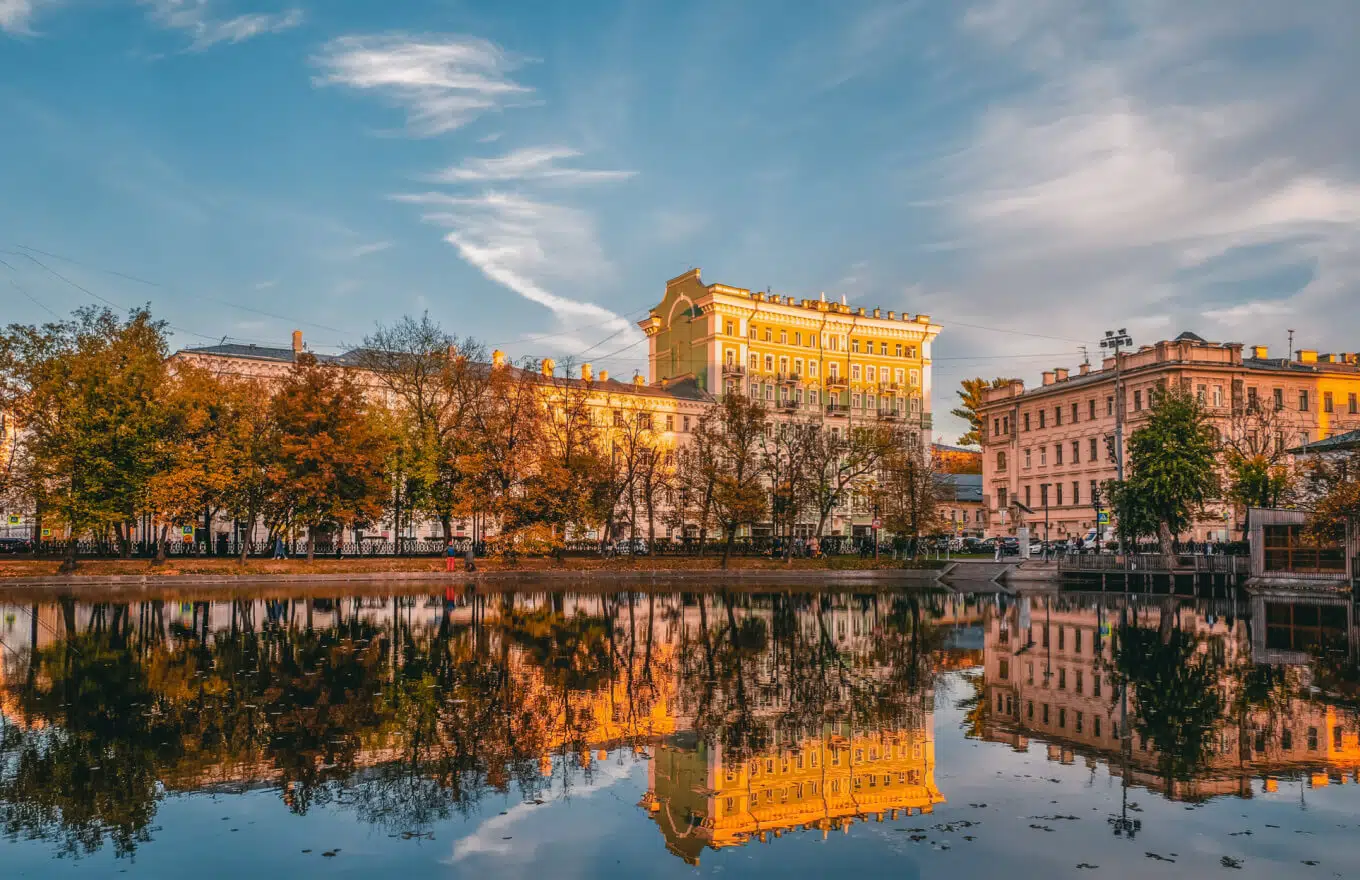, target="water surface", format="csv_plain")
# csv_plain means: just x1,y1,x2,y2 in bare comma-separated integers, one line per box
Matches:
2,584,1357,878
